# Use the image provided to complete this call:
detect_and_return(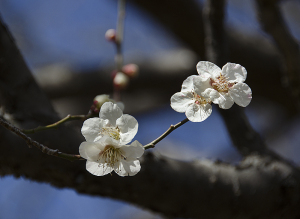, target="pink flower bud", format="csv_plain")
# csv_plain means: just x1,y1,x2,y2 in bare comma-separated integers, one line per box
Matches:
122,64,139,78
113,72,129,90
105,29,116,42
